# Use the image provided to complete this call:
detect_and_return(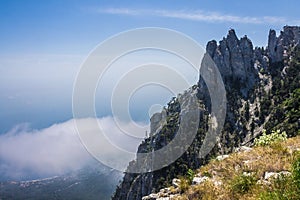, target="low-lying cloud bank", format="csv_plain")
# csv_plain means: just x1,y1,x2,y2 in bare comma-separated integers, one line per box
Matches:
0,117,148,181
